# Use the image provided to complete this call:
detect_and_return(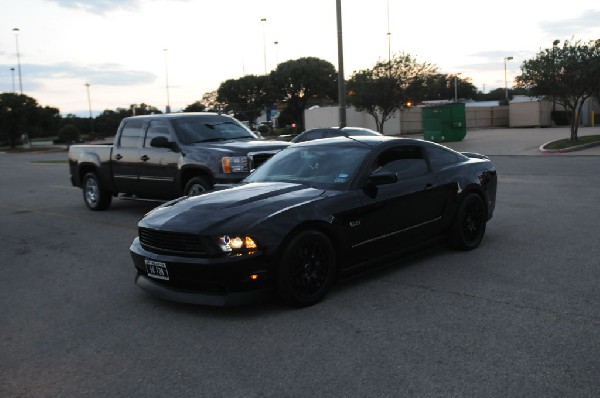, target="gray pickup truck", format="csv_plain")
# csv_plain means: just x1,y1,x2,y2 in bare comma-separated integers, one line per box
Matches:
69,113,289,210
